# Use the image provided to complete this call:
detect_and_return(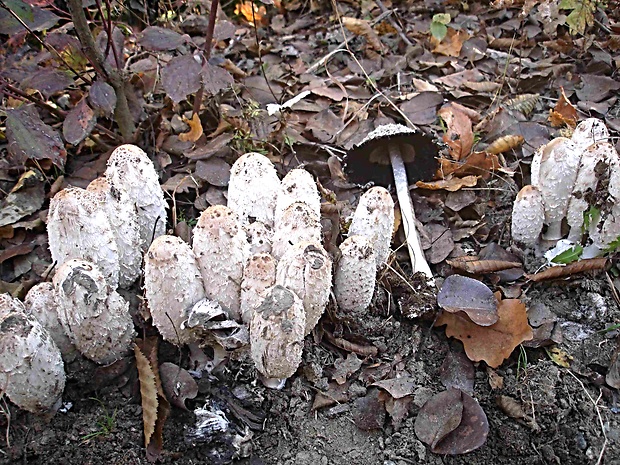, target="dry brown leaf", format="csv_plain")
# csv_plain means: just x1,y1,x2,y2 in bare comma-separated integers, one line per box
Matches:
179,113,204,142
486,135,524,155
234,1,267,25
438,152,500,179
549,87,578,128
437,293,533,368
134,344,159,448
462,81,502,93
447,256,521,274
503,94,539,116
342,17,384,52
486,367,504,389
431,28,469,57
526,258,609,282
416,175,478,192
438,104,474,161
